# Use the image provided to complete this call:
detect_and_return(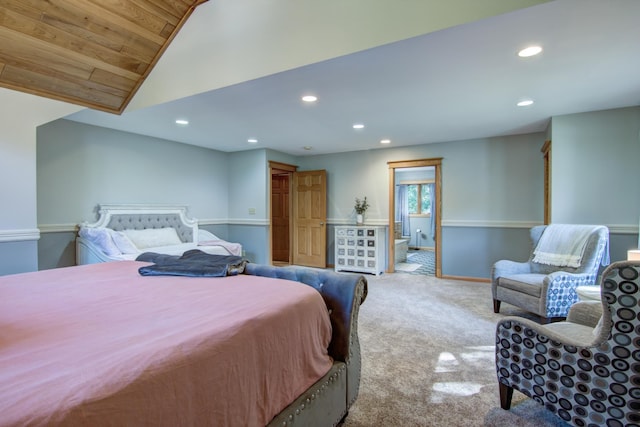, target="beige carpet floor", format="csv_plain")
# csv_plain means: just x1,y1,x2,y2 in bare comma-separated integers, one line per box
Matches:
394,262,422,272
340,272,567,427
